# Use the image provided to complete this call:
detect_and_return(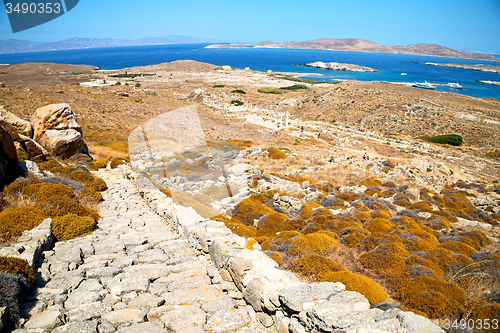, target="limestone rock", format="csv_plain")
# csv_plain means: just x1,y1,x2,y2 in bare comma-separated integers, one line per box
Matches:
204,308,252,332
17,134,50,162
31,104,86,158
24,308,64,330
101,309,146,327
31,104,81,142
306,291,370,330
279,282,345,313
160,305,206,332
38,129,84,159
51,319,98,333
0,105,33,137
116,322,168,333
